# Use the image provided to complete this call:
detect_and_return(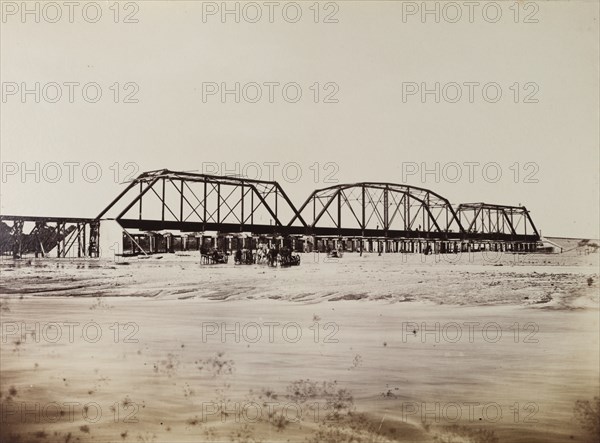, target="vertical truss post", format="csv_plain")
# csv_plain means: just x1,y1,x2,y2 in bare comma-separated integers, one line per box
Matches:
241,185,245,229
361,185,366,231
337,190,342,230
161,178,166,221
139,182,143,219
275,186,278,222
426,193,431,232
217,183,221,224
406,194,410,232
383,187,389,232
203,179,207,224
180,179,184,222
